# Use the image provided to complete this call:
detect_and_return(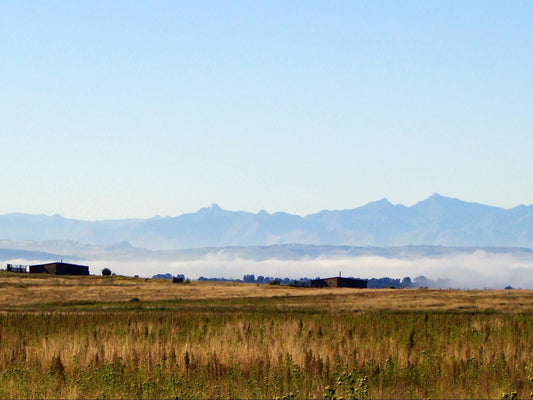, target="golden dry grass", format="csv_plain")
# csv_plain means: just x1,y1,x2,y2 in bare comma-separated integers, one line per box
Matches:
0,304,532,398
1,272,533,398
1,271,533,312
